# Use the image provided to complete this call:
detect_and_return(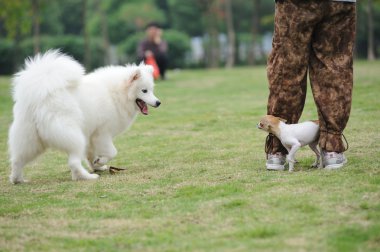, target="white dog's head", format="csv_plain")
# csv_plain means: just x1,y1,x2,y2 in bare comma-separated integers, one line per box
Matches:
126,64,161,115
